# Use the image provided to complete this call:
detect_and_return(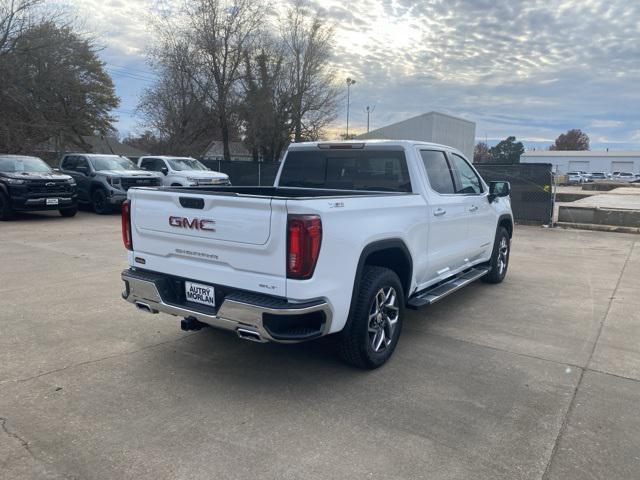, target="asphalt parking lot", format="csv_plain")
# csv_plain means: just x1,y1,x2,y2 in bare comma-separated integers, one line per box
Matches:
1,212,639,480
